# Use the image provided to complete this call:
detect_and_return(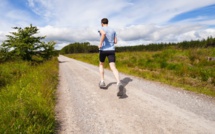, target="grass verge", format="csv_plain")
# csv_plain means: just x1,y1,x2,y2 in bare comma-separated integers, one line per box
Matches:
0,58,58,133
66,48,215,97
